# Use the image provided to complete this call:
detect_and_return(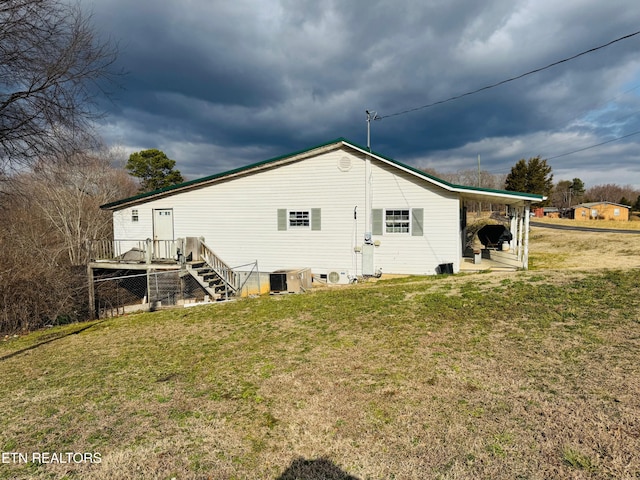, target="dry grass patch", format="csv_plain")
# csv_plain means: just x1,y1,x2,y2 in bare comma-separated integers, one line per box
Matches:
529,227,640,270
